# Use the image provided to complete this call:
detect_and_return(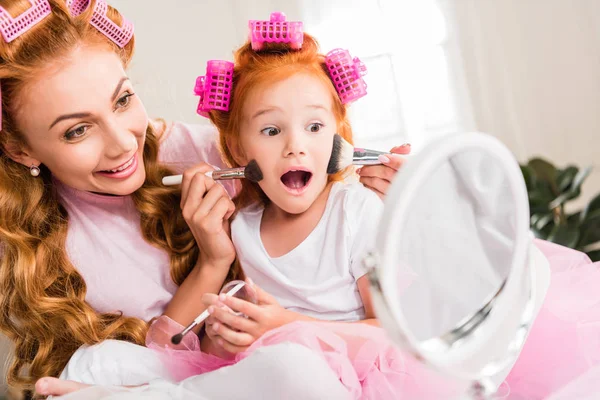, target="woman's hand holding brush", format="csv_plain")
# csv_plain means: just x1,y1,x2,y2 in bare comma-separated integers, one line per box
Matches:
358,144,411,198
